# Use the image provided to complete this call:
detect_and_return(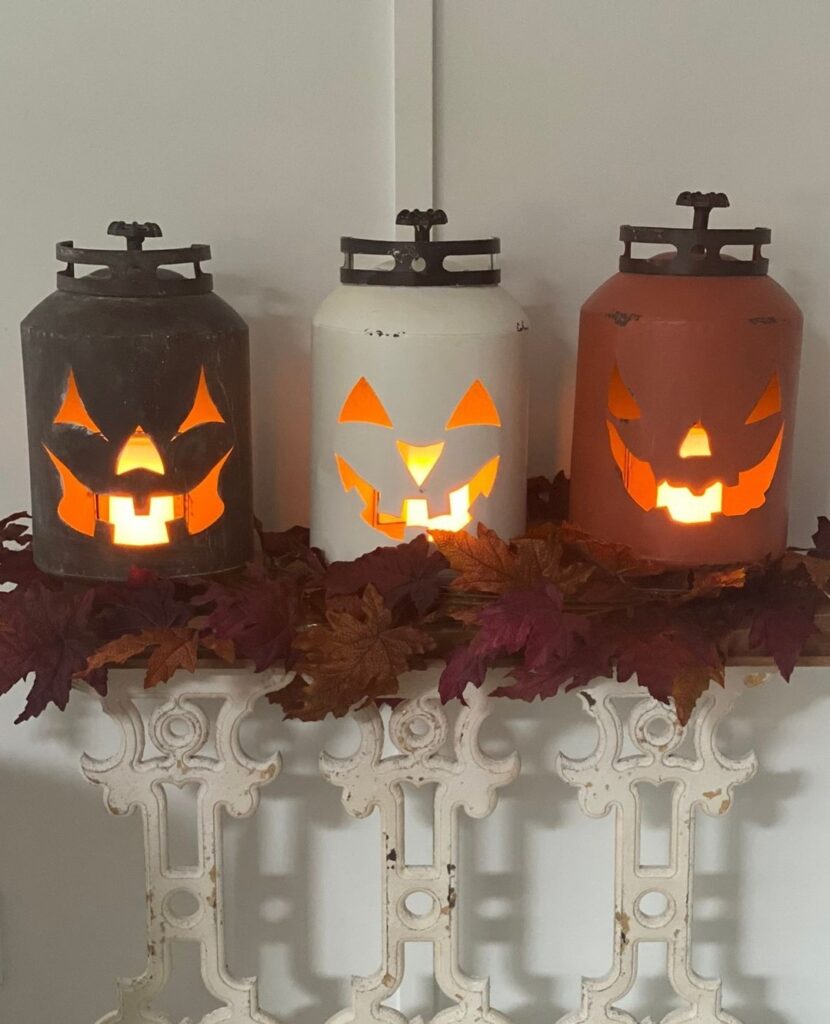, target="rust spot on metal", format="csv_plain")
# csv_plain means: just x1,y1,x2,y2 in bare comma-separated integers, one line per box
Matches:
615,910,631,946
719,798,731,814
516,321,529,332
582,691,597,708
607,311,641,327
702,789,722,800
382,973,395,988
386,848,397,863
749,315,778,325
